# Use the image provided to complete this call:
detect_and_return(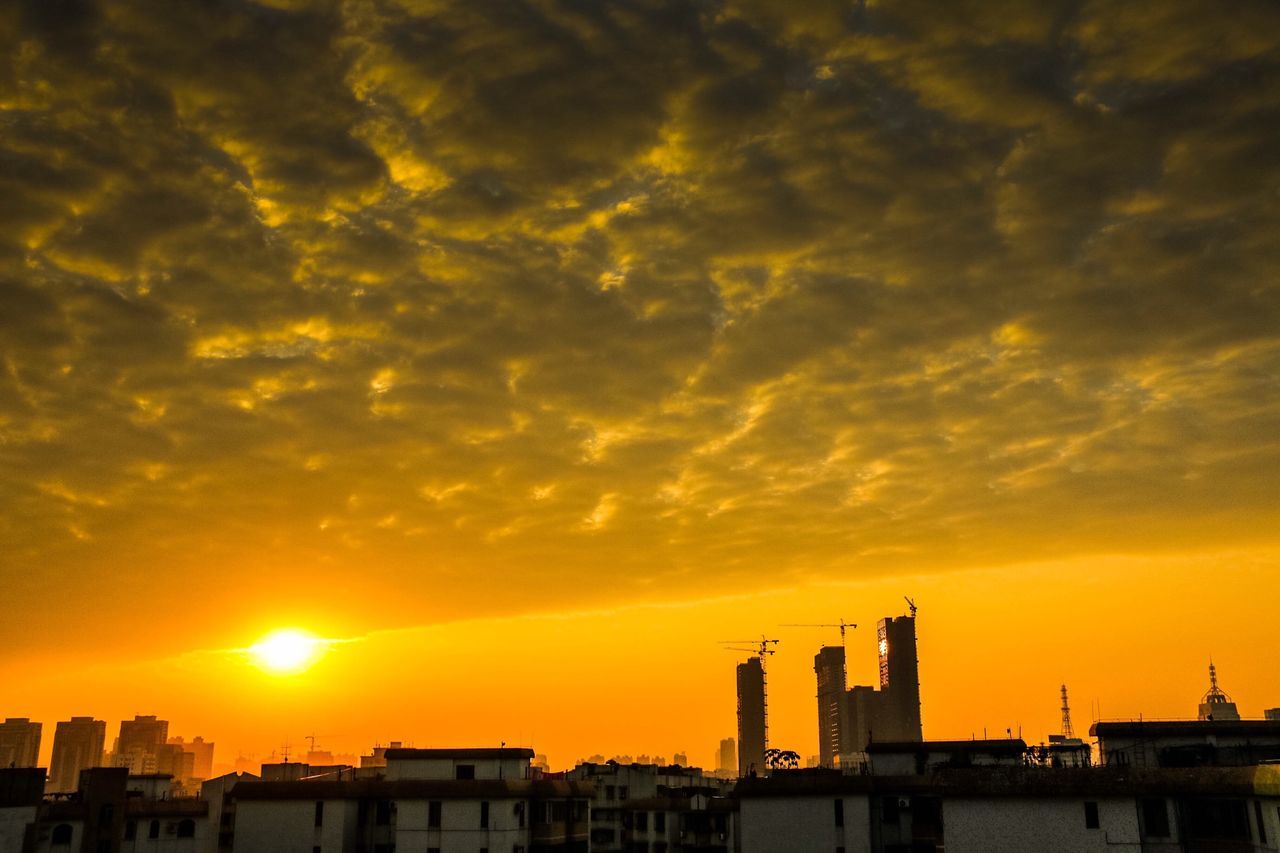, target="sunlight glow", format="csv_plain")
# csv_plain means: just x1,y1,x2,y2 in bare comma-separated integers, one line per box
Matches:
249,628,325,674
